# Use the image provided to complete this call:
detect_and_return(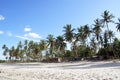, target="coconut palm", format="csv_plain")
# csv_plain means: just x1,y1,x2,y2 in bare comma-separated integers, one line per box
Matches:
28,40,35,60
63,24,75,42
82,24,92,46
55,36,66,56
101,10,114,31
93,19,102,41
90,37,97,55
77,25,91,46
76,26,86,45
9,46,15,61
32,42,42,61
56,36,66,51
116,18,120,32
47,34,55,58
103,31,109,48
24,40,29,61
39,40,48,60
2,44,9,61
39,40,48,51
108,30,114,44
71,39,79,58
16,41,23,60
